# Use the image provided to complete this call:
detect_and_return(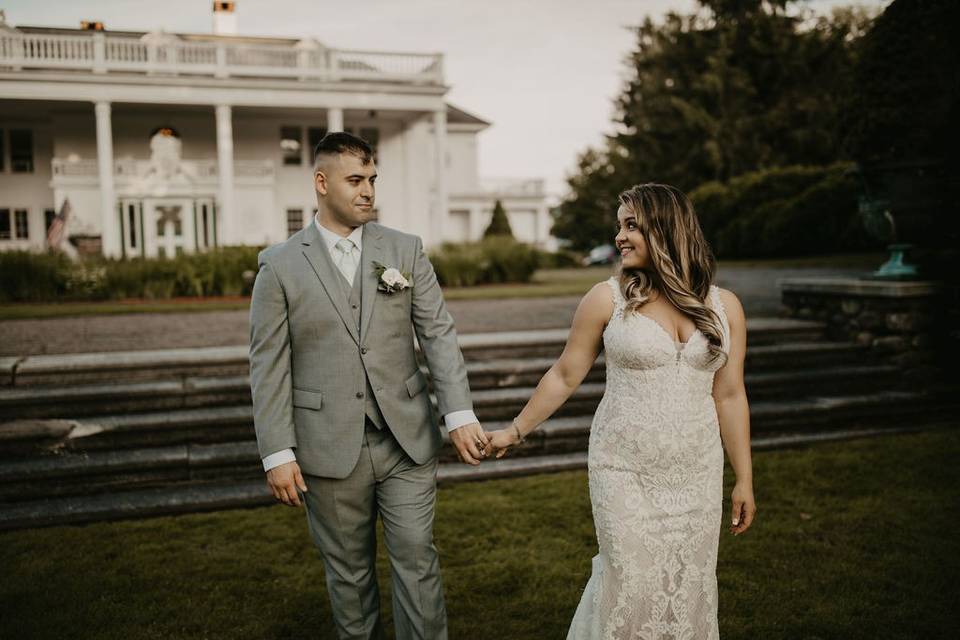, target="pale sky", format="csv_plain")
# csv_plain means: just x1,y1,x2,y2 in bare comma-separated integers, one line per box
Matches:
2,0,885,199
